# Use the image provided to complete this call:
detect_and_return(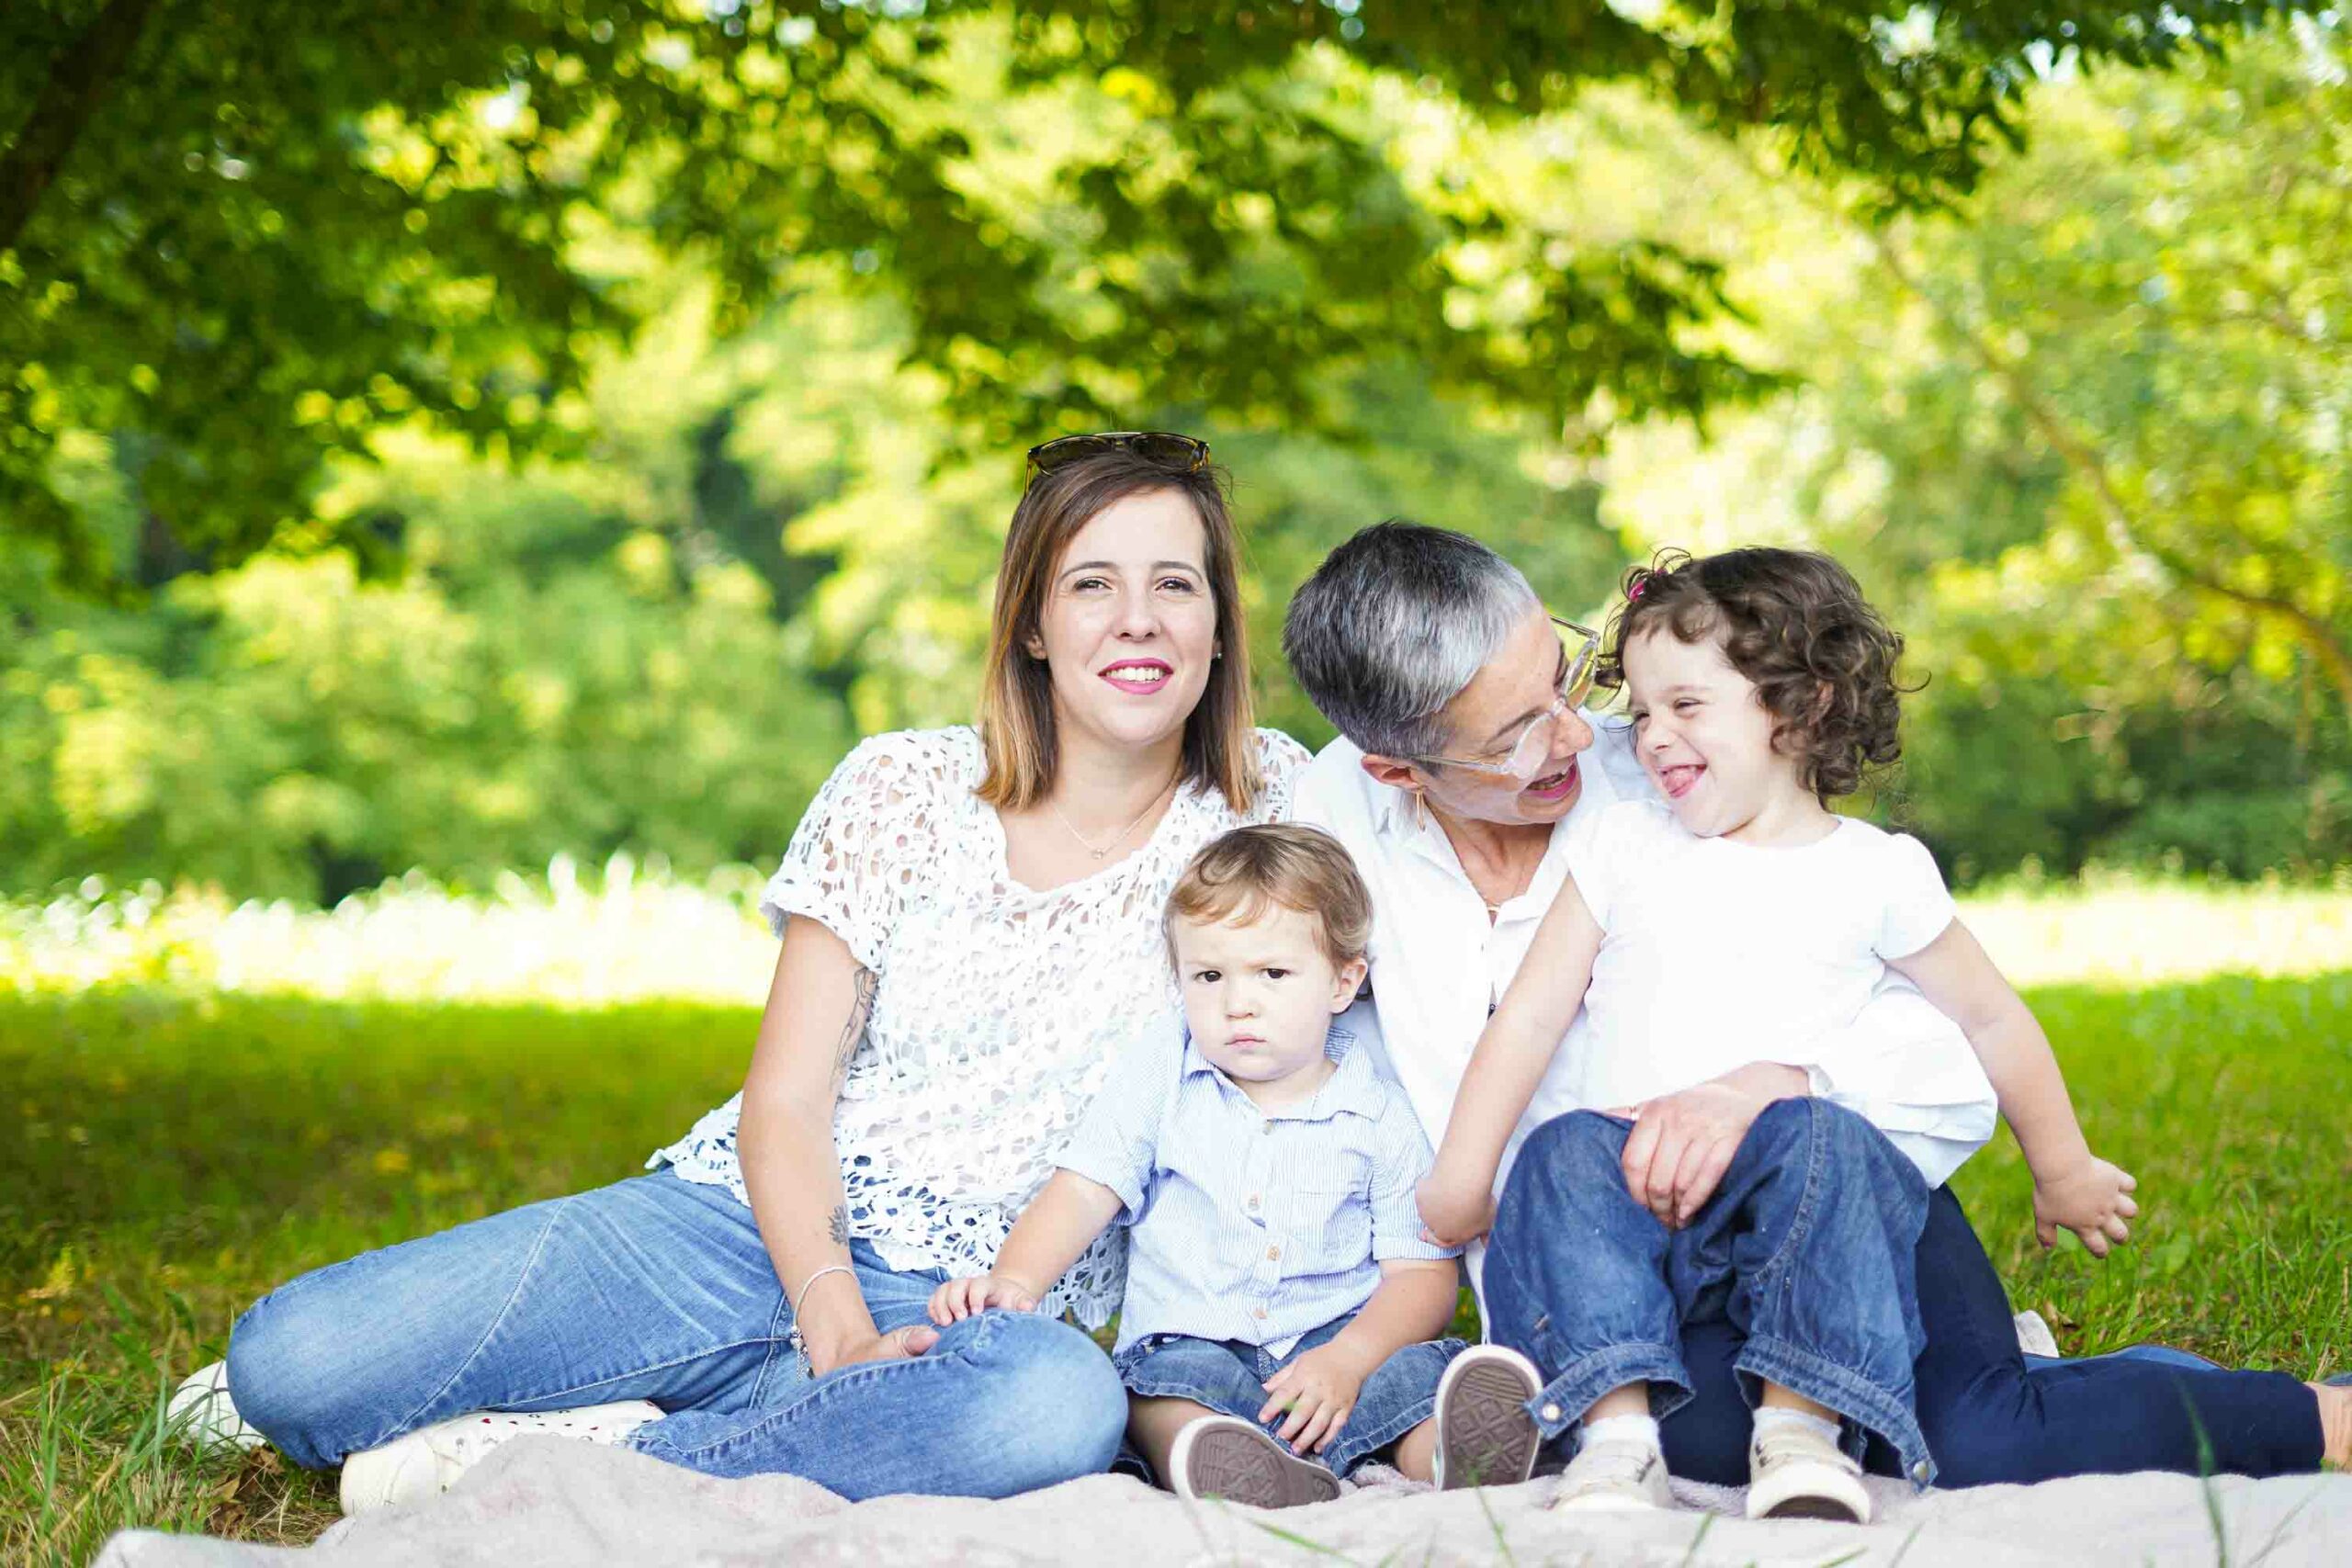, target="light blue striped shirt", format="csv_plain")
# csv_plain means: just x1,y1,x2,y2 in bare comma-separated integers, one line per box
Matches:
1058,1022,1458,1356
